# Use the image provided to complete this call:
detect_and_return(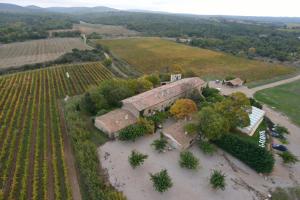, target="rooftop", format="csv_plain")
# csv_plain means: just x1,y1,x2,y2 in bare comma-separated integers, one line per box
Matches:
95,109,137,134
122,77,205,111
163,120,197,149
